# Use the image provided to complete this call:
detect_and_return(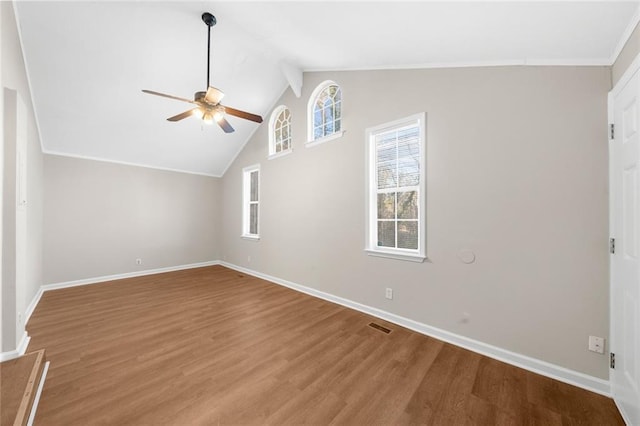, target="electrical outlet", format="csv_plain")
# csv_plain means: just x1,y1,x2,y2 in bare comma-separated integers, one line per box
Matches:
588,336,605,354
385,288,393,300
136,258,142,265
